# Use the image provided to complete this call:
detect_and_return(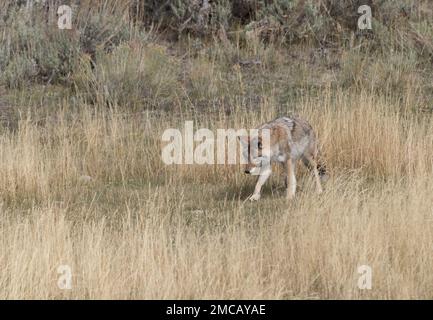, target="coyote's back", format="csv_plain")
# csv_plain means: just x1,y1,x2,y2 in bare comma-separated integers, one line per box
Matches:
258,116,320,163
